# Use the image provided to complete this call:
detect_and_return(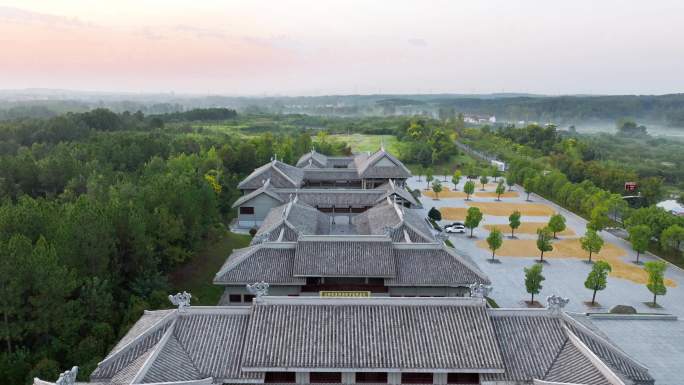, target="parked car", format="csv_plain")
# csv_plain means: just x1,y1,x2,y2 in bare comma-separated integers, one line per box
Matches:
445,224,466,234
449,222,465,227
